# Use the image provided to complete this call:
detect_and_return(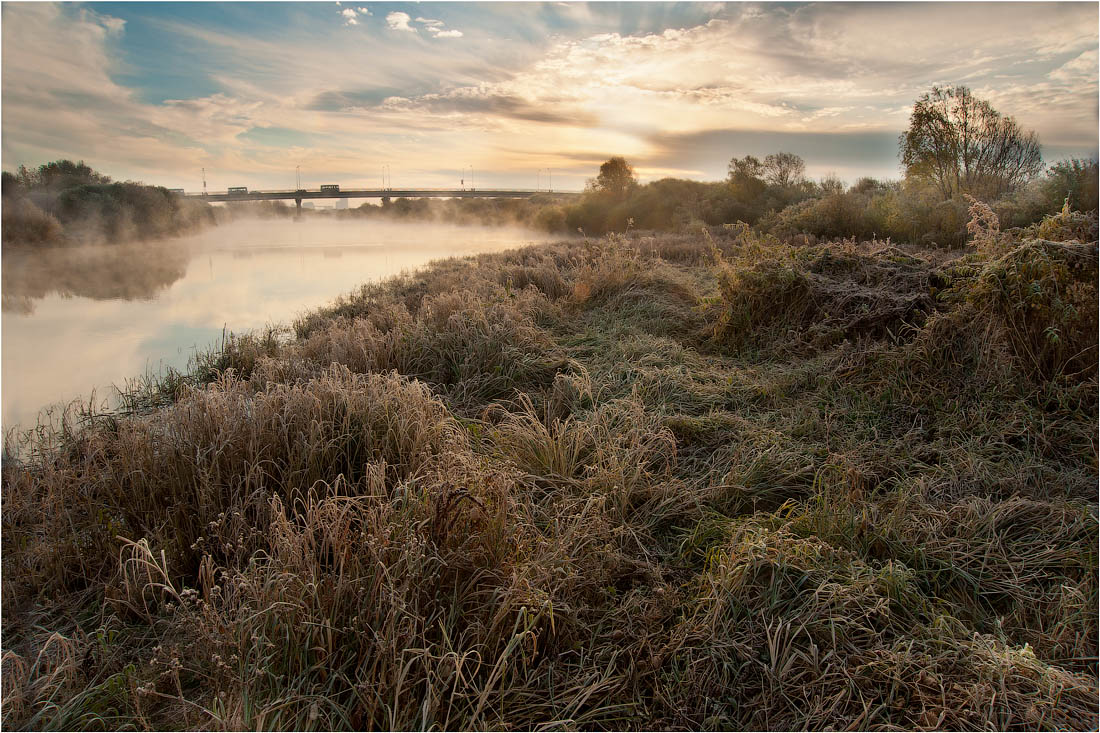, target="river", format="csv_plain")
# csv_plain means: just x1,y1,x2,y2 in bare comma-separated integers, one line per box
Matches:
2,218,551,432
